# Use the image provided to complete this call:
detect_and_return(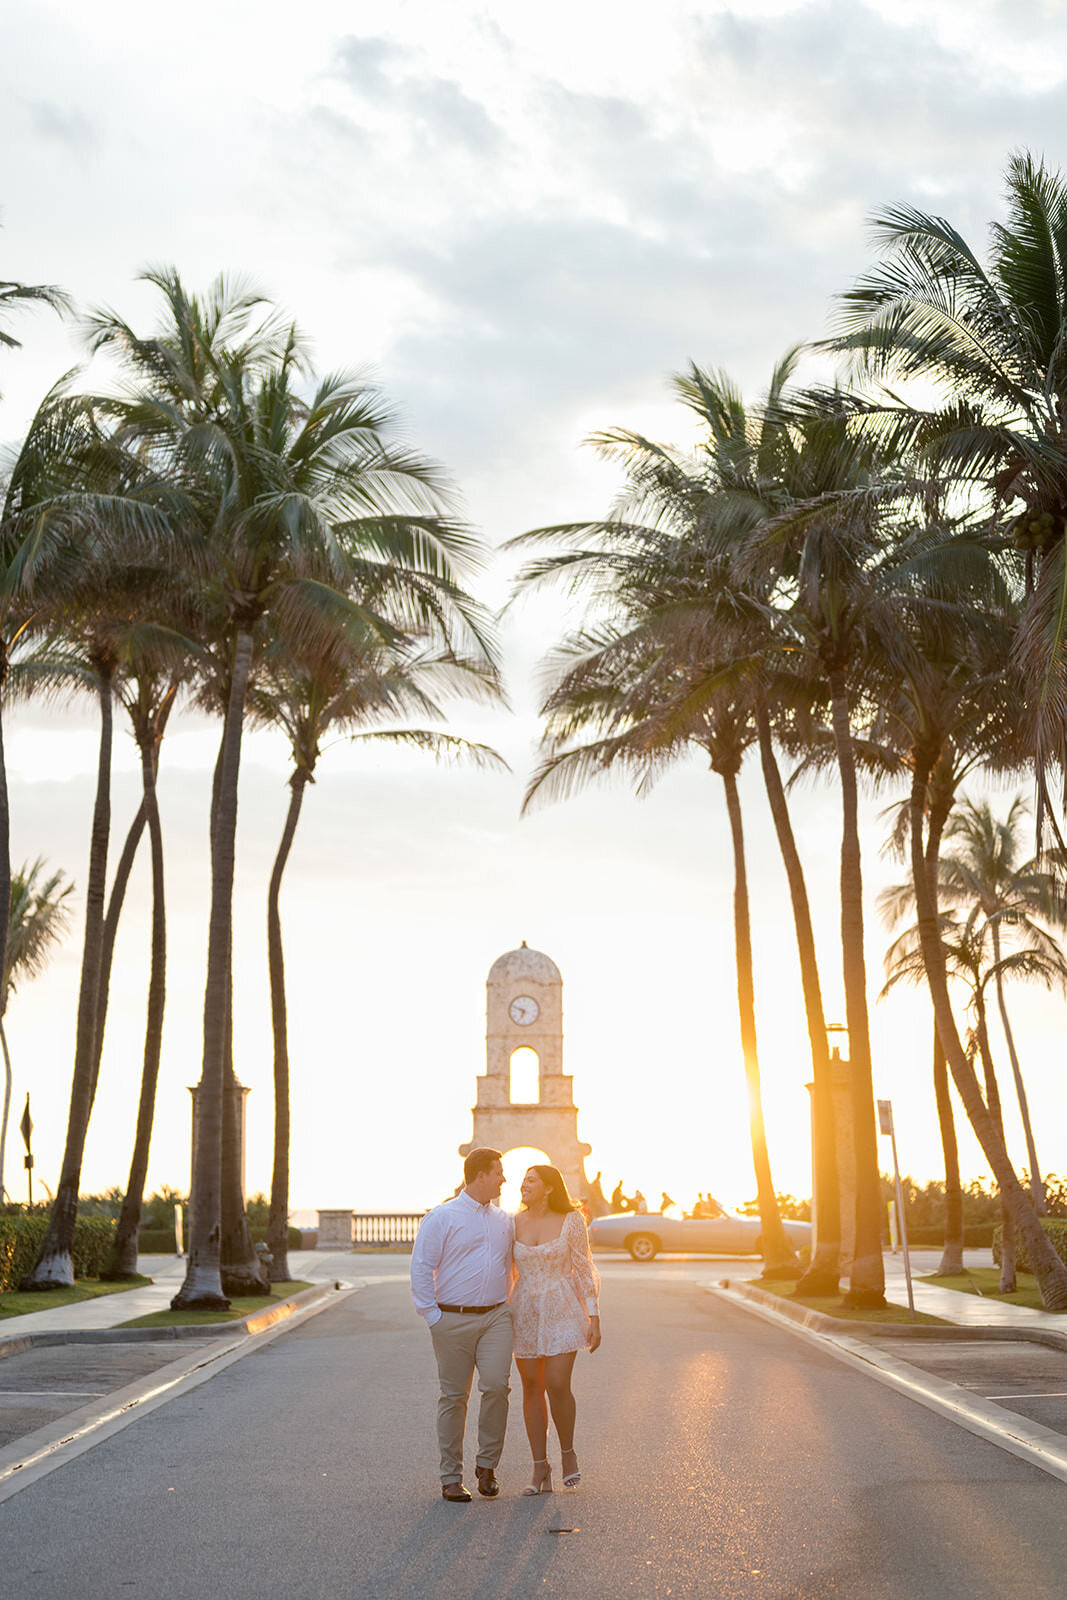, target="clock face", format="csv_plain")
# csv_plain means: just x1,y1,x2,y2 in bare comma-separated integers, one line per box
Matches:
509,995,540,1026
